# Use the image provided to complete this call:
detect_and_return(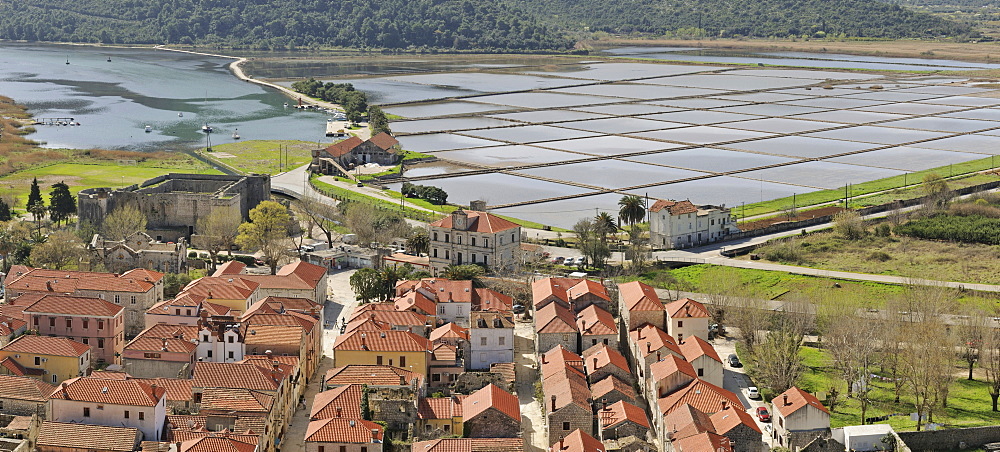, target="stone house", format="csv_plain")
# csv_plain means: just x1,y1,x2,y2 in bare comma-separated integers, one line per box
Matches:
351,310,428,336
655,380,743,447
469,311,513,370
19,294,125,365
648,199,738,249
710,402,764,452
177,276,261,314
597,400,650,441
629,325,682,381
618,281,665,332
581,344,633,386
311,132,401,174
48,376,167,441
429,343,463,388
532,278,611,313
398,279,473,327
576,305,618,351
427,208,522,274
590,375,636,407
35,421,141,452
462,383,520,438
231,261,329,306
0,315,27,347
191,361,294,450
665,297,711,343
243,309,319,378
412,438,524,452
304,417,384,452
88,231,187,274
429,323,469,348
535,303,579,354
549,429,604,452
144,293,233,328
541,346,593,445
0,375,55,417
679,335,723,388
647,355,696,403
332,330,432,376
130,377,195,414
323,365,425,394
771,387,831,451
311,384,363,420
